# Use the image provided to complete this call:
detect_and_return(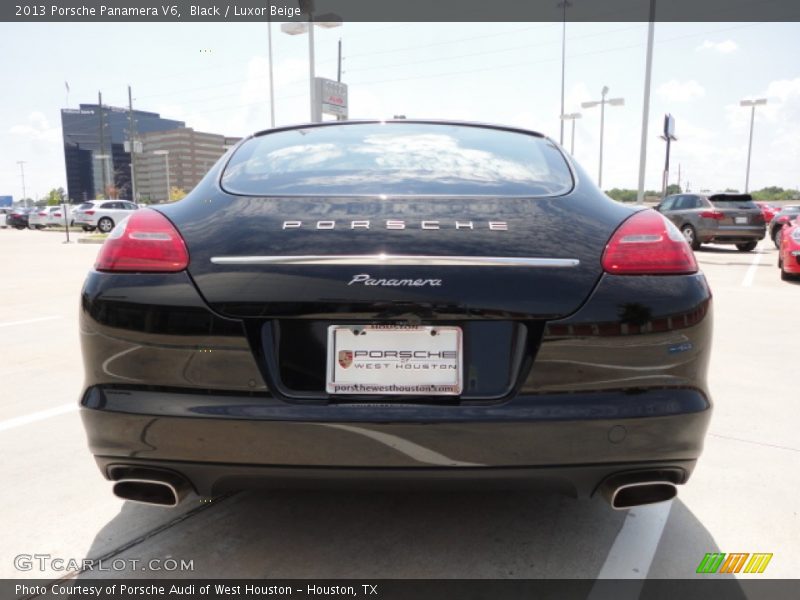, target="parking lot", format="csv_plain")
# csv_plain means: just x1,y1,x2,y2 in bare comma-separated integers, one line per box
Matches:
1,227,798,582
